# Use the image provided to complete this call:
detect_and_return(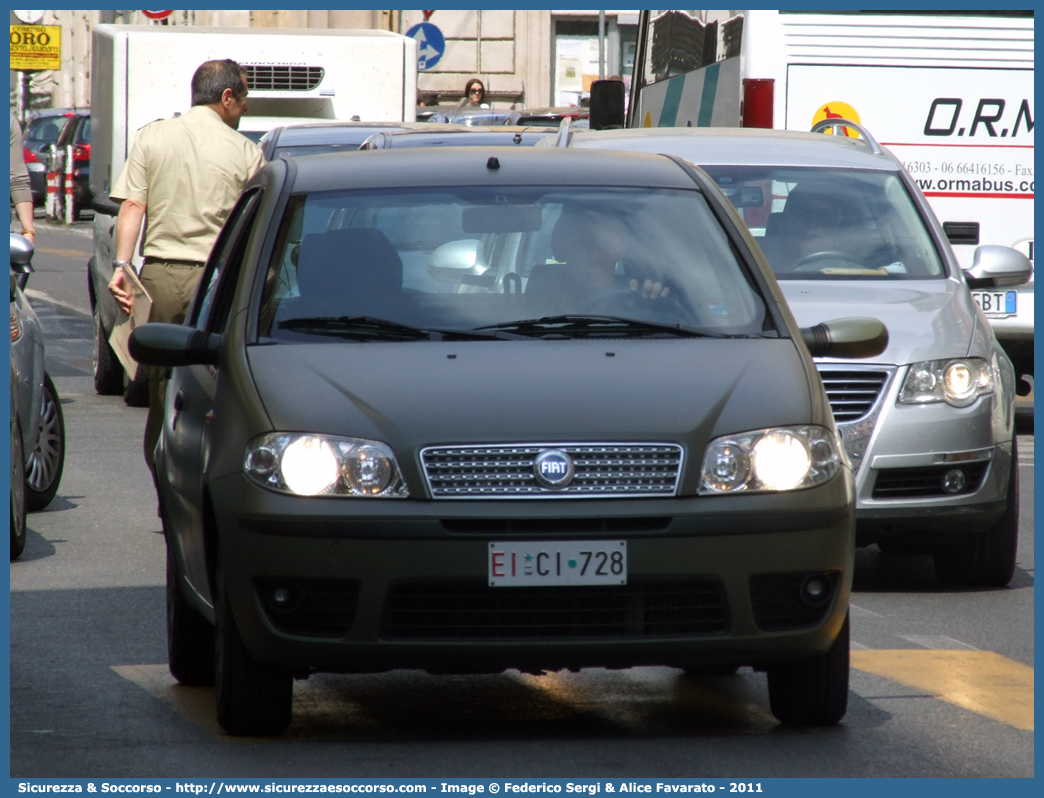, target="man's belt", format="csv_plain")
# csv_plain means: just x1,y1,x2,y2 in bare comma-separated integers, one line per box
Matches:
143,257,206,267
